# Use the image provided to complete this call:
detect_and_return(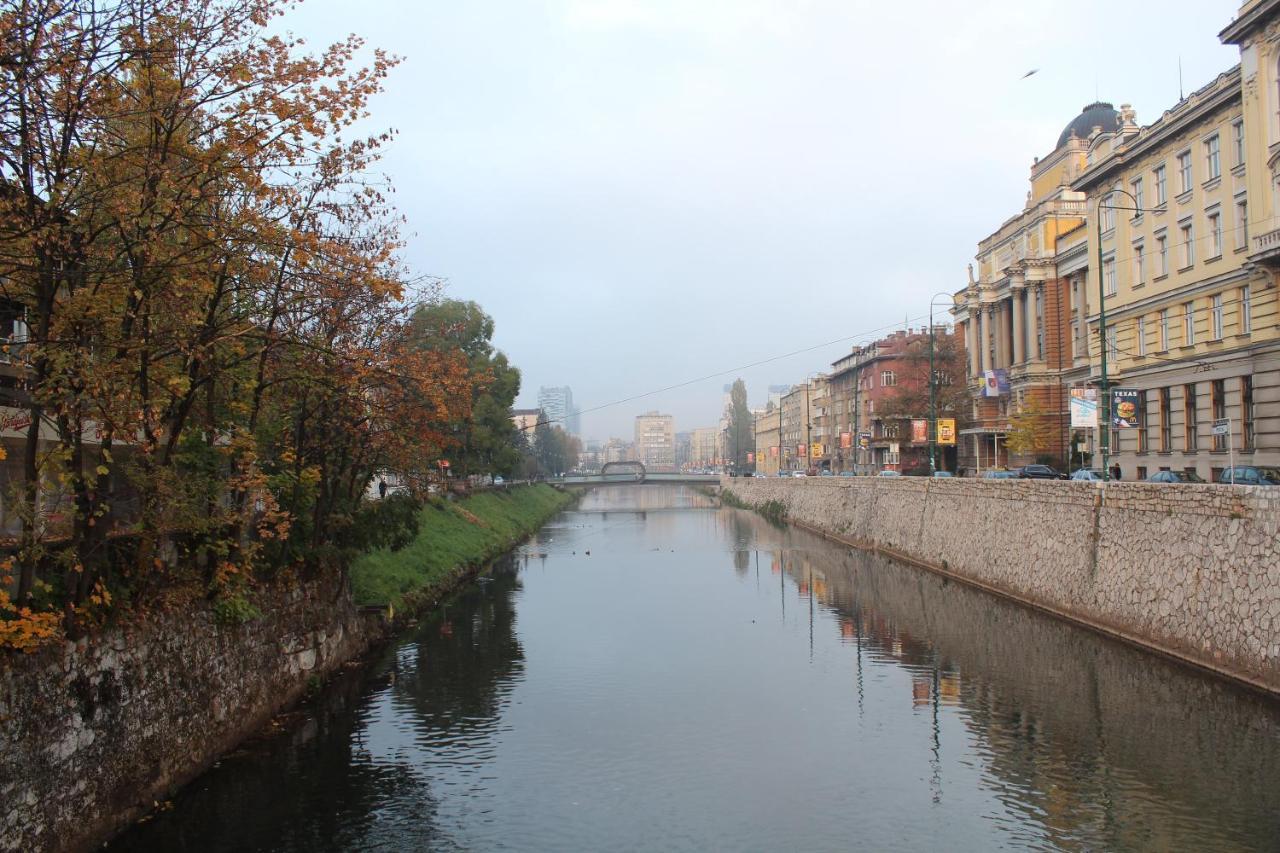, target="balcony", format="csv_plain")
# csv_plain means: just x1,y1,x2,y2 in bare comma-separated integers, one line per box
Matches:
1248,227,1280,270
